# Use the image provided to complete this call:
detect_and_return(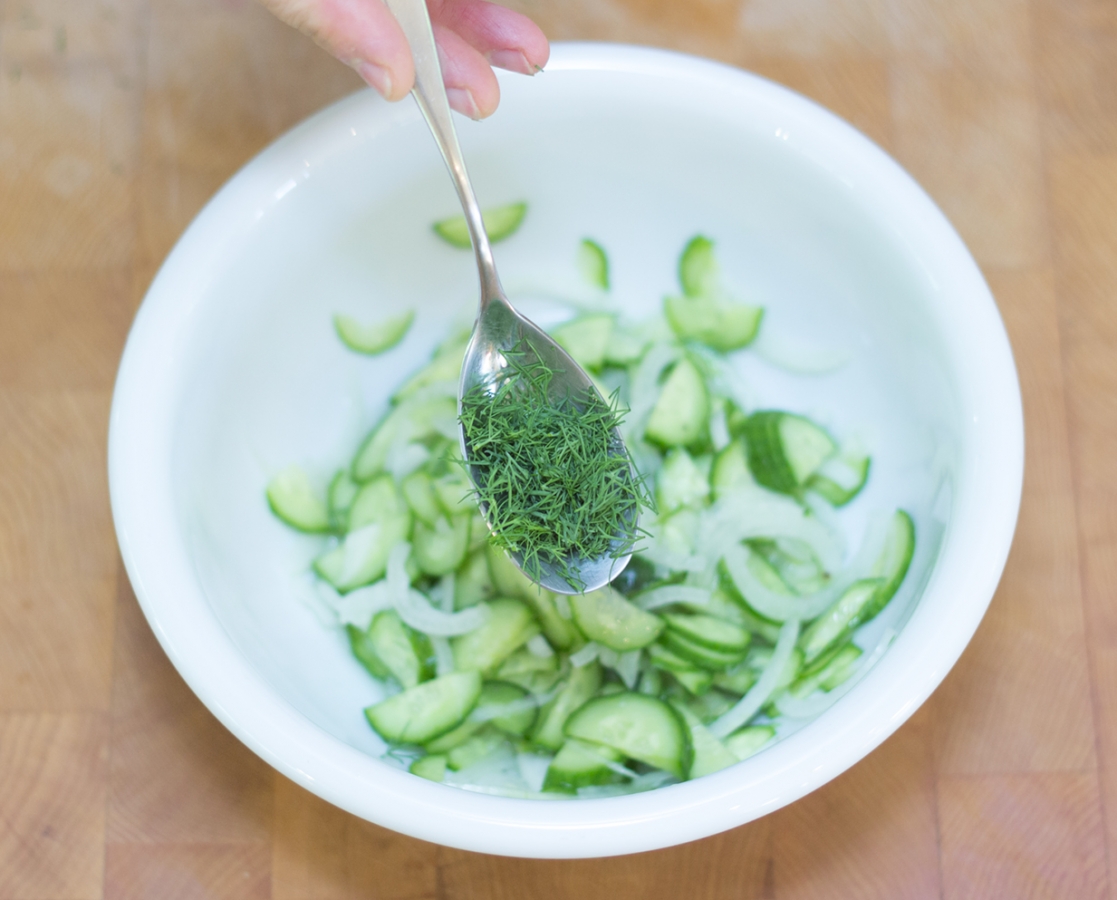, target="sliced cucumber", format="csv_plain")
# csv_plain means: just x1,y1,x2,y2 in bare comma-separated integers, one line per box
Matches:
790,641,863,697
863,509,916,620
266,465,330,533
659,629,748,672
552,314,614,372
409,754,447,782
656,448,711,513
364,671,482,744
564,692,692,779
673,668,714,696
666,236,762,351
401,470,443,527
712,663,757,695
433,202,527,248
569,588,664,652
543,738,624,793
334,310,414,355
424,717,483,753
532,661,602,750
724,725,774,761
352,395,457,482
455,549,495,609
350,610,432,689
604,329,648,367
393,334,468,401
413,514,471,576
495,647,564,695
674,704,738,779
447,727,505,771
710,439,754,500
474,680,538,736
662,613,751,654
678,235,719,298
799,579,883,664
315,475,411,591
808,450,871,507
577,238,610,291
327,469,360,529
743,411,837,495
645,358,708,447
450,598,539,675
487,545,580,650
